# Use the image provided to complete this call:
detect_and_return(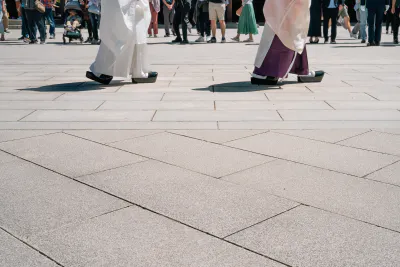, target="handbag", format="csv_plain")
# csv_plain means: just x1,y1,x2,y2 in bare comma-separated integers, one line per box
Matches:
35,0,46,13
236,6,243,16
88,4,100,15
